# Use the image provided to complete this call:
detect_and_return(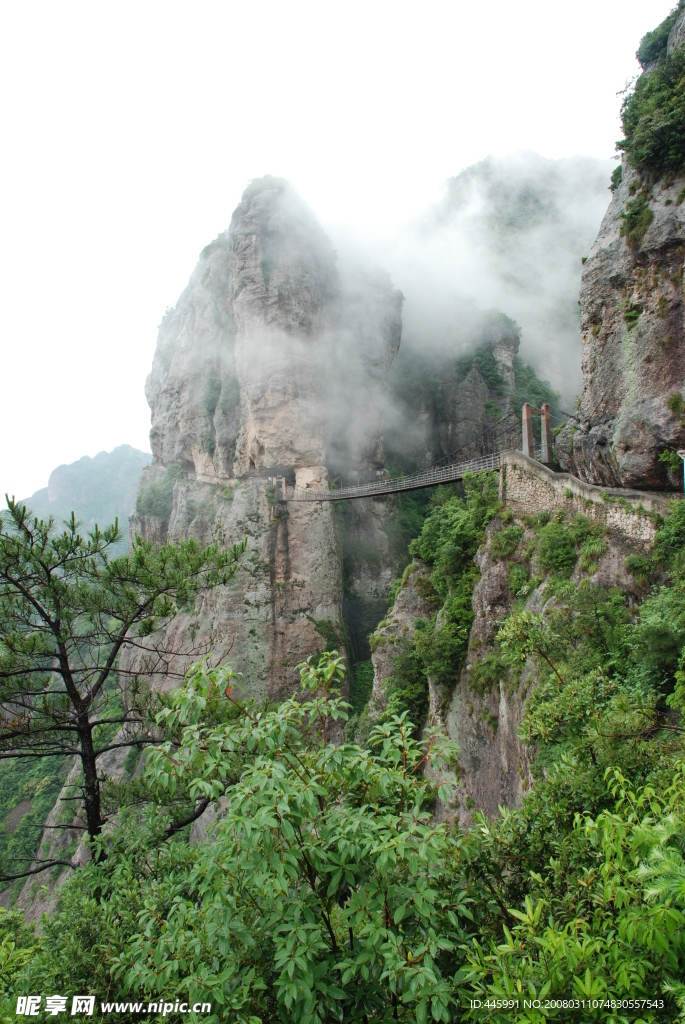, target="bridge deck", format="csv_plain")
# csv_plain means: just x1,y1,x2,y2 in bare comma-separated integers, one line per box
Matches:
287,449,517,502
